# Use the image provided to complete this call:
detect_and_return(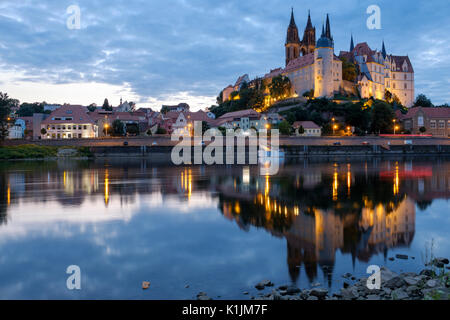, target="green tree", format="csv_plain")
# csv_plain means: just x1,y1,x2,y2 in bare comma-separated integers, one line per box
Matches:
0,92,15,140
340,57,358,82
370,101,395,134
269,75,291,101
345,102,371,132
160,106,170,114
156,127,167,134
278,120,291,135
102,98,112,111
414,94,433,108
17,102,45,117
302,89,314,100
40,128,47,135
126,123,139,136
298,125,305,135
112,119,125,136
87,104,97,112
419,126,427,134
